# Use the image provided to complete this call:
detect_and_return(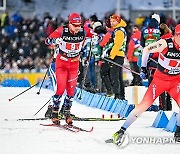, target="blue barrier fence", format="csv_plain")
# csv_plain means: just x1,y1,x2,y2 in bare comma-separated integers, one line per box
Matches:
74,87,134,118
